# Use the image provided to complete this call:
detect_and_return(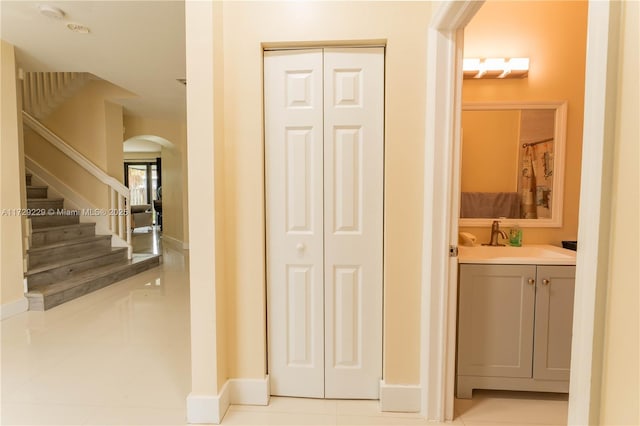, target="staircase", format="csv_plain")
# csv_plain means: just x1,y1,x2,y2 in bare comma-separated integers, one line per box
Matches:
25,173,161,311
